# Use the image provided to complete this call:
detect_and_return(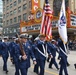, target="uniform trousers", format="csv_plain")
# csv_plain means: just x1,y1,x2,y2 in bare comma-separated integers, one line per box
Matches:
49,57,59,69
37,59,45,75
34,59,39,74
2,56,8,71
59,57,68,75
19,61,28,75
